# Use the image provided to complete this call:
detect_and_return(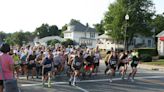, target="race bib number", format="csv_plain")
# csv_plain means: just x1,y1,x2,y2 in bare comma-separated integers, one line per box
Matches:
75,62,81,66
44,64,52,68
133,61,138,64
110,60,116,65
